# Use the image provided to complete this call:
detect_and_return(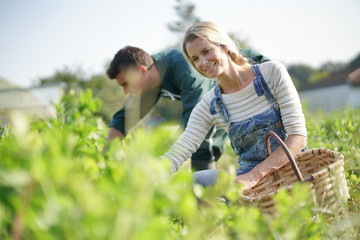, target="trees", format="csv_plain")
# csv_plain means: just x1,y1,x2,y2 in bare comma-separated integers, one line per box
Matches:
286,56,355,89
319,61,346,74
37,66,86,93
167,0,251,48
36,66,124,123
82,74,125,122
287,64,316,88
167,0,200,44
